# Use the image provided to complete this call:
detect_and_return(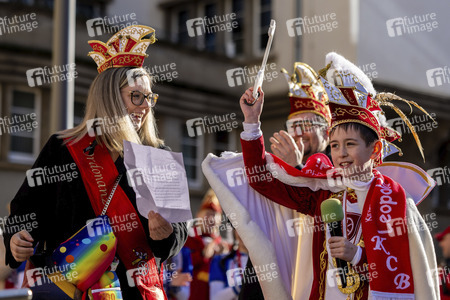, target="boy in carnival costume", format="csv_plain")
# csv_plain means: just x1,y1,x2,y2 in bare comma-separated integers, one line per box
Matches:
202,52,439,300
